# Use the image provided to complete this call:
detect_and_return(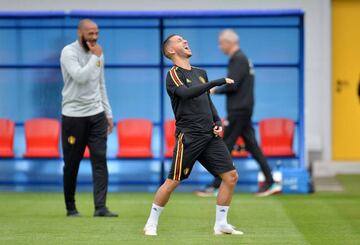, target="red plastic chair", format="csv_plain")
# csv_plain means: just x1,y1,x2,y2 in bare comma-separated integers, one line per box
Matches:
23,118,60,158
259,118,295,157
117,119,153,158
231,137,249,157
164,119,176,158
0,119,15,157
84,146,90,158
